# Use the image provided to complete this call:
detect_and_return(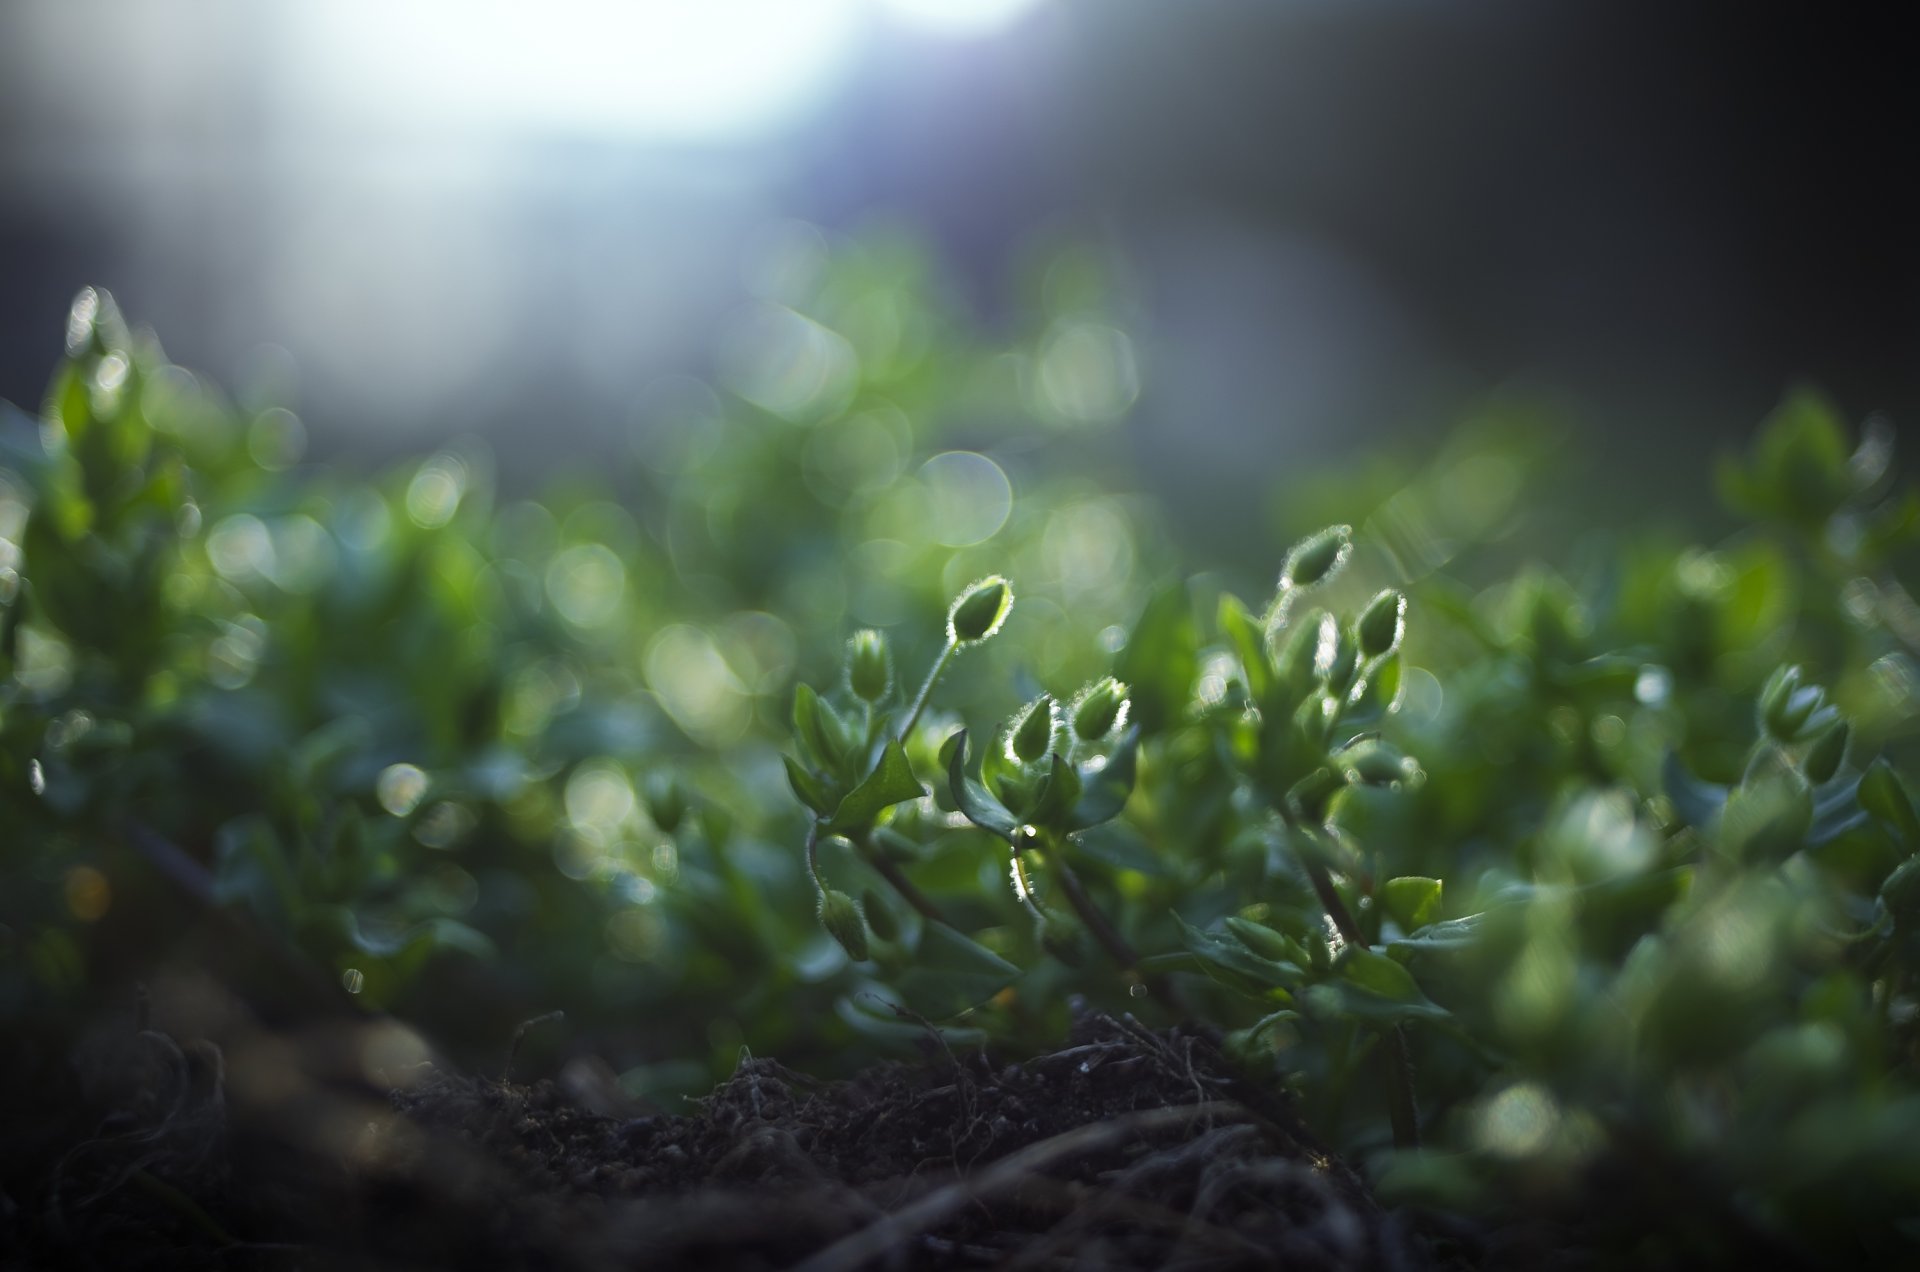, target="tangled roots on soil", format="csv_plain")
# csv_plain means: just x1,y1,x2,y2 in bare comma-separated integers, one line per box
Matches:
10,1014,1426,1271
